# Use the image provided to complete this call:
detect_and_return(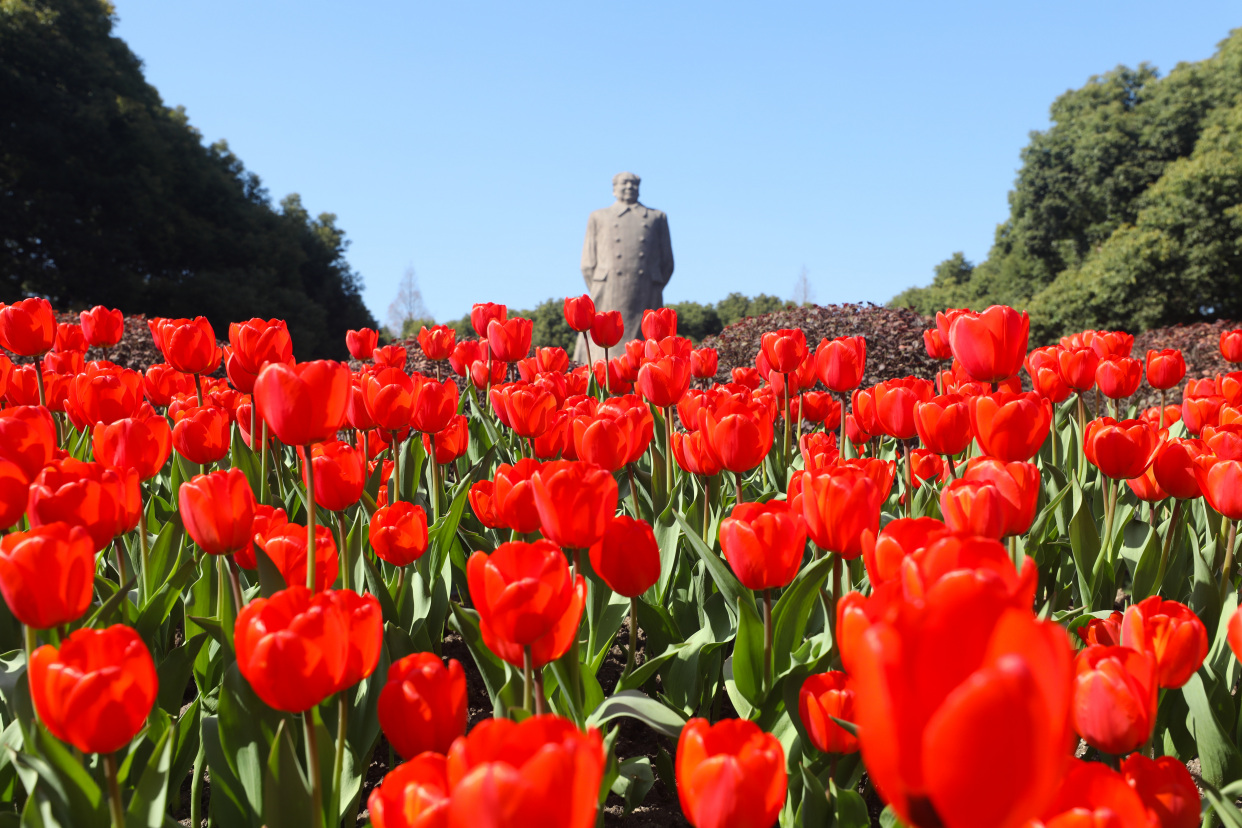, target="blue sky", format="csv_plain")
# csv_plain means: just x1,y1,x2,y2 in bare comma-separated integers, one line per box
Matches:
113,1,1241,327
